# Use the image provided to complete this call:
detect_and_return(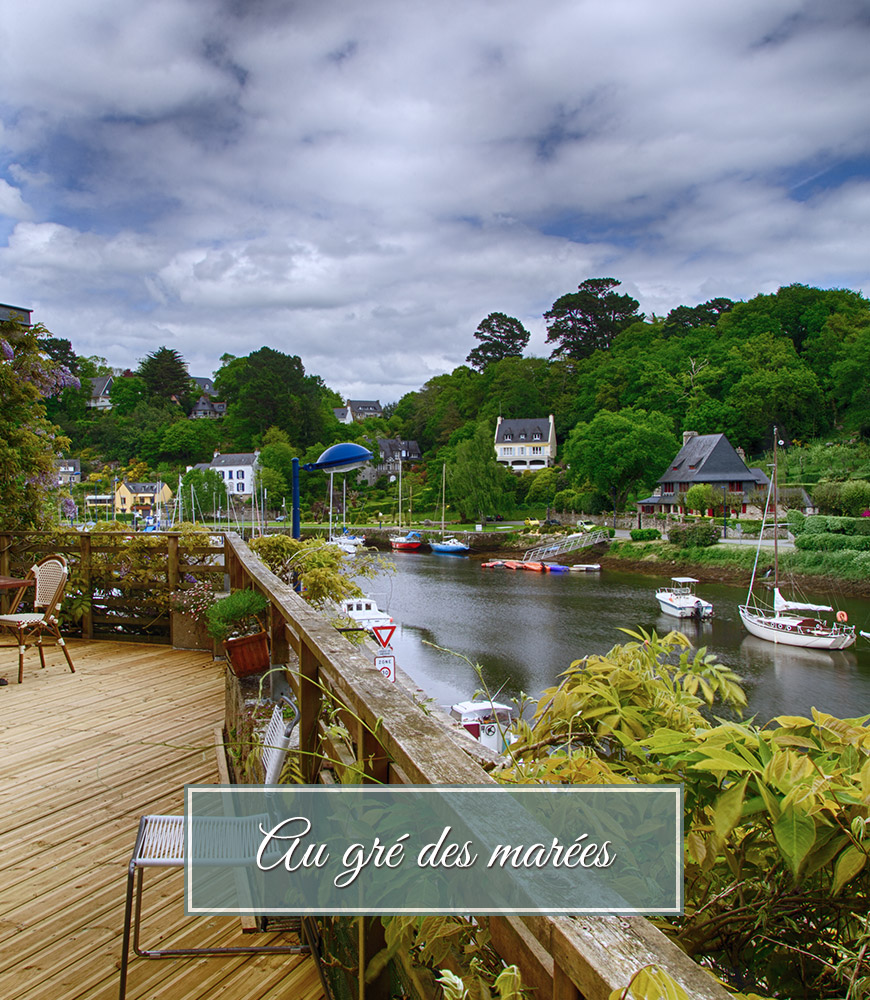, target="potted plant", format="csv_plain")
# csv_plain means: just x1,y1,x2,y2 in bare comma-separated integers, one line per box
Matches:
206,588,271,677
